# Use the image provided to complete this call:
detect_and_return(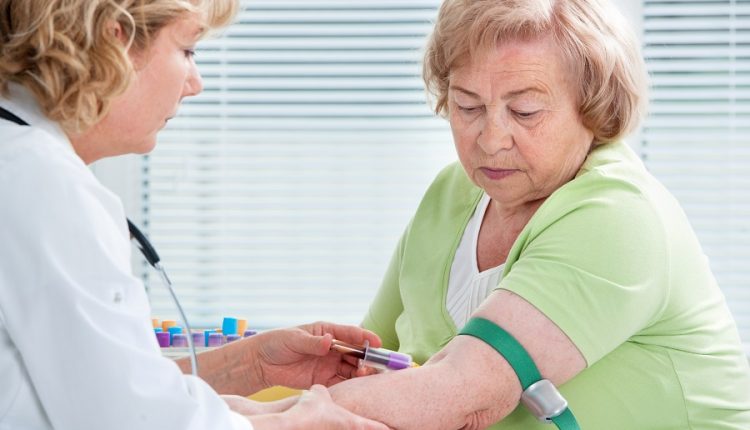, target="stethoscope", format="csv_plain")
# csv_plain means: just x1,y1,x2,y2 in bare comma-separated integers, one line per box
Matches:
0,106,199,377
127,220,199,376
